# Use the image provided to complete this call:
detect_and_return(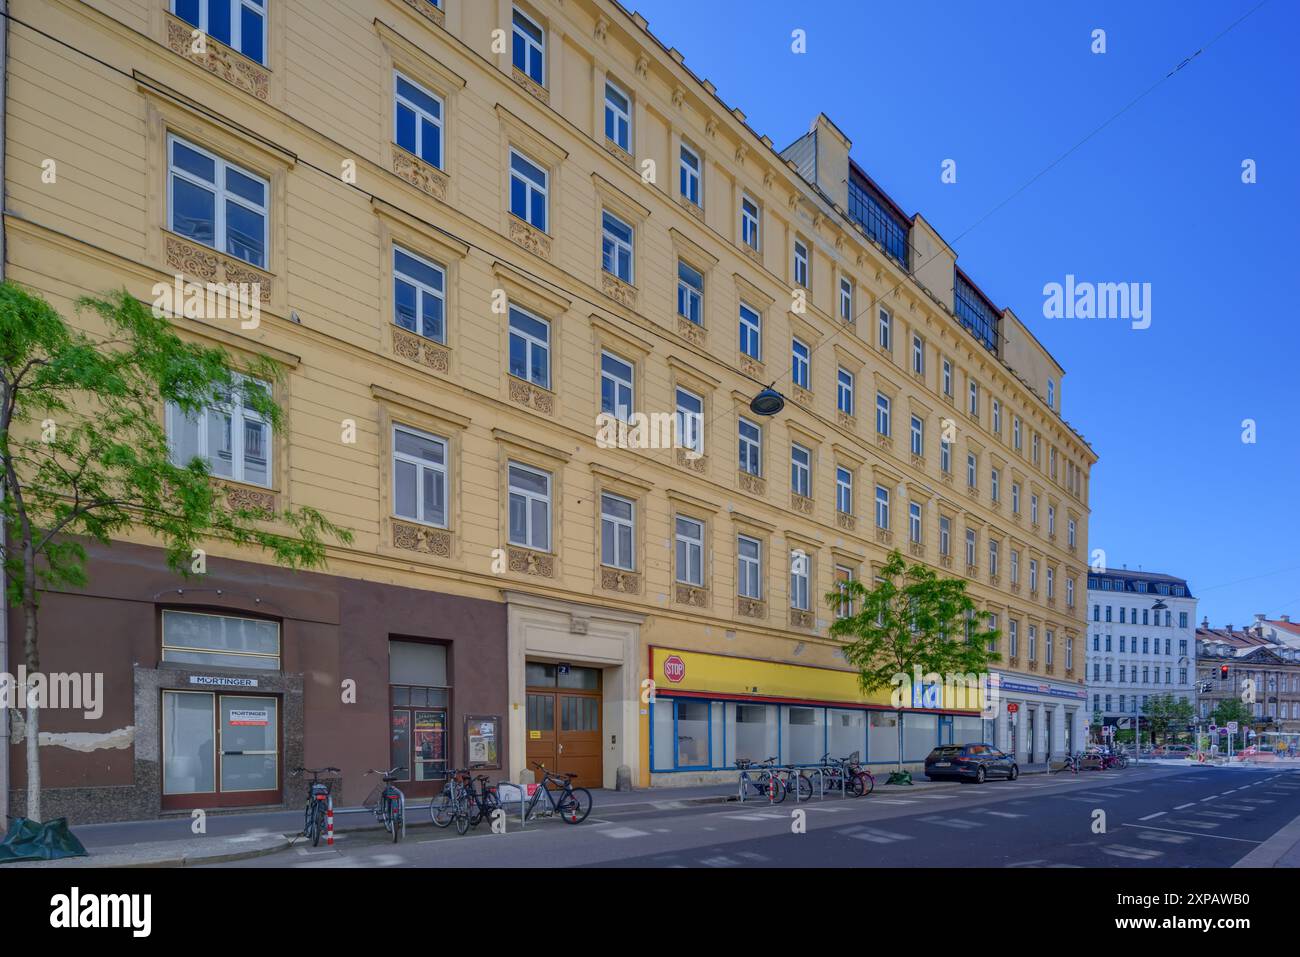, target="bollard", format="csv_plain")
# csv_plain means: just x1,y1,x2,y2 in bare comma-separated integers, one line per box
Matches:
326,798,334,847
